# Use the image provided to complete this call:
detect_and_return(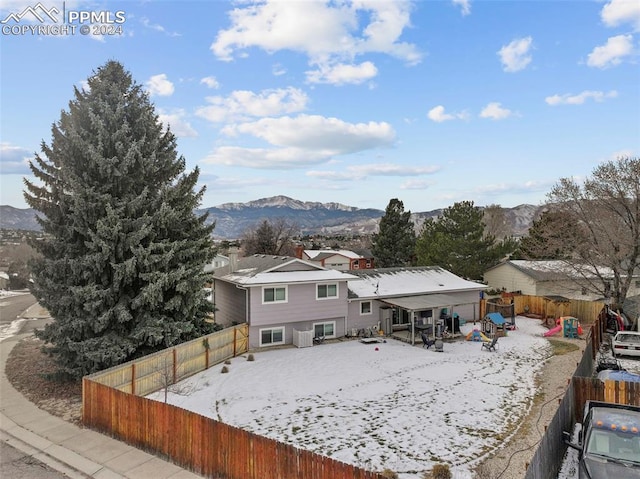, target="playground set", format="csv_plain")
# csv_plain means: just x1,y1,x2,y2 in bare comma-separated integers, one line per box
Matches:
543,316,583,338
